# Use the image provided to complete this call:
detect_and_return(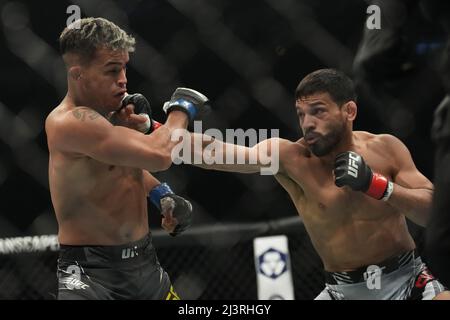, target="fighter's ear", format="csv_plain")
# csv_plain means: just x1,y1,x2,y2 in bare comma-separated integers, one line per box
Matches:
344,101,357,121
68,66,82,80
